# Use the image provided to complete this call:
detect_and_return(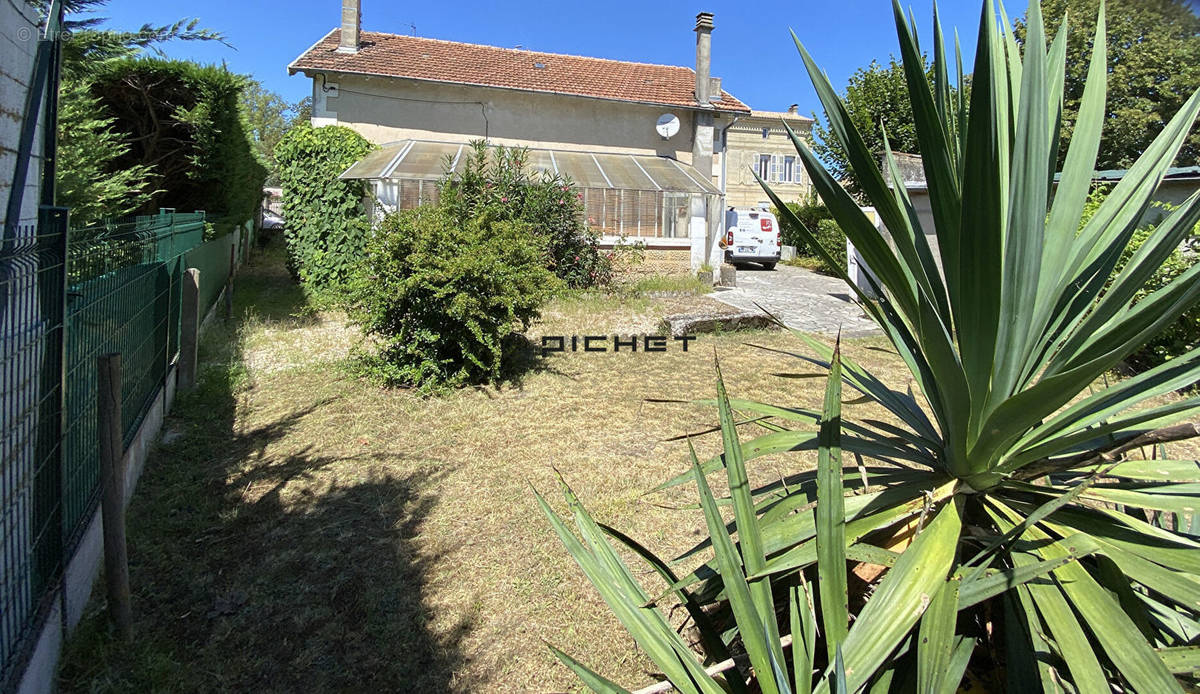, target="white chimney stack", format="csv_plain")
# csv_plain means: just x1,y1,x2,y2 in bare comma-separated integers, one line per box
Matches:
338,0,361,54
